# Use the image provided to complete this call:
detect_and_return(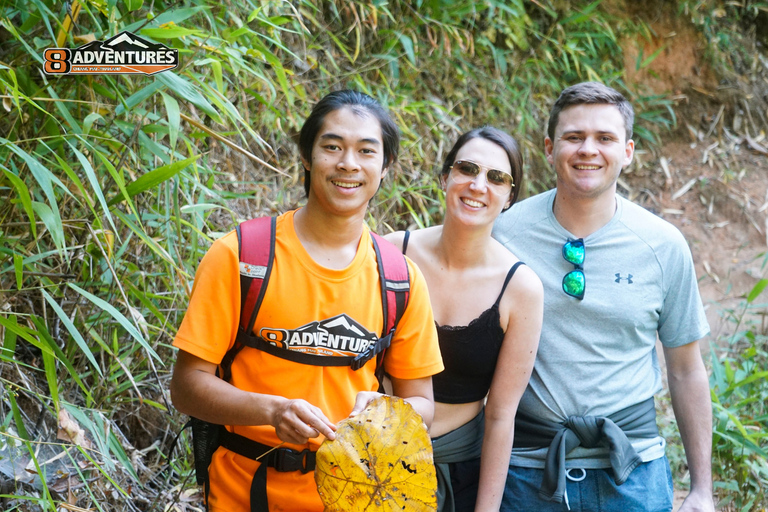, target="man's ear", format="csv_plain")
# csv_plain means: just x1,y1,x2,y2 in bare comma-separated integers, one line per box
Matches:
544,137,554,165
301,155,311,171
623,139,635,168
